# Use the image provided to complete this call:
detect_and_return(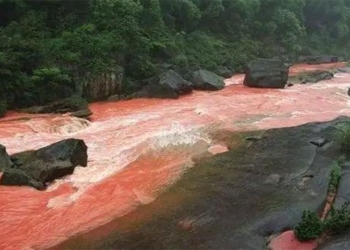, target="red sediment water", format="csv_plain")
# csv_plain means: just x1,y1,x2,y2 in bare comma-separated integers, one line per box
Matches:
269,231,317,250
0,63,348,249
